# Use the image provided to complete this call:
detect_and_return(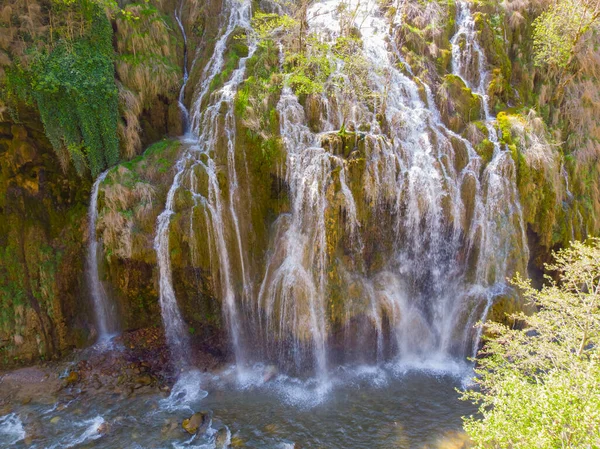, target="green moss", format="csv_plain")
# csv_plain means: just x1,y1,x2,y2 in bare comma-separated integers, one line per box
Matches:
475,139,495,164
439,74,482,133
